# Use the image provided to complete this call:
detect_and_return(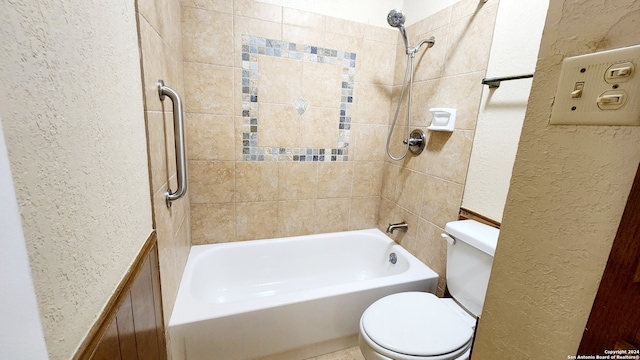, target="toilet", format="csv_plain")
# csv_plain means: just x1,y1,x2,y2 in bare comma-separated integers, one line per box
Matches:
359,220,499,360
